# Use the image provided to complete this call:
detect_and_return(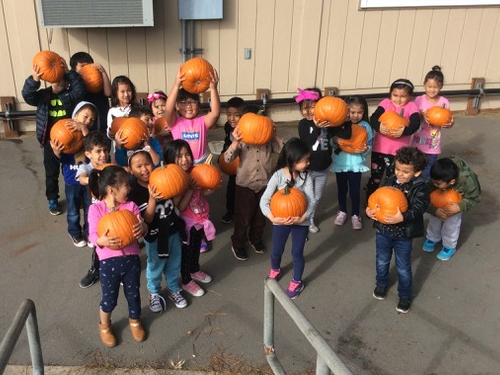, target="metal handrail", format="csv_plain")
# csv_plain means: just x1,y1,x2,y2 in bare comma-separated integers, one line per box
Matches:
264,279,353,375
0,299,44,375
